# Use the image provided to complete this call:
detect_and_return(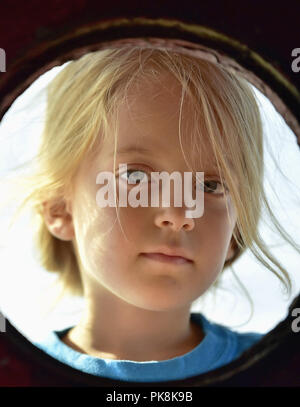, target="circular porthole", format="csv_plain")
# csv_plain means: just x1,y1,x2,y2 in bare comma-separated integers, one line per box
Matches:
0,2,300,387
